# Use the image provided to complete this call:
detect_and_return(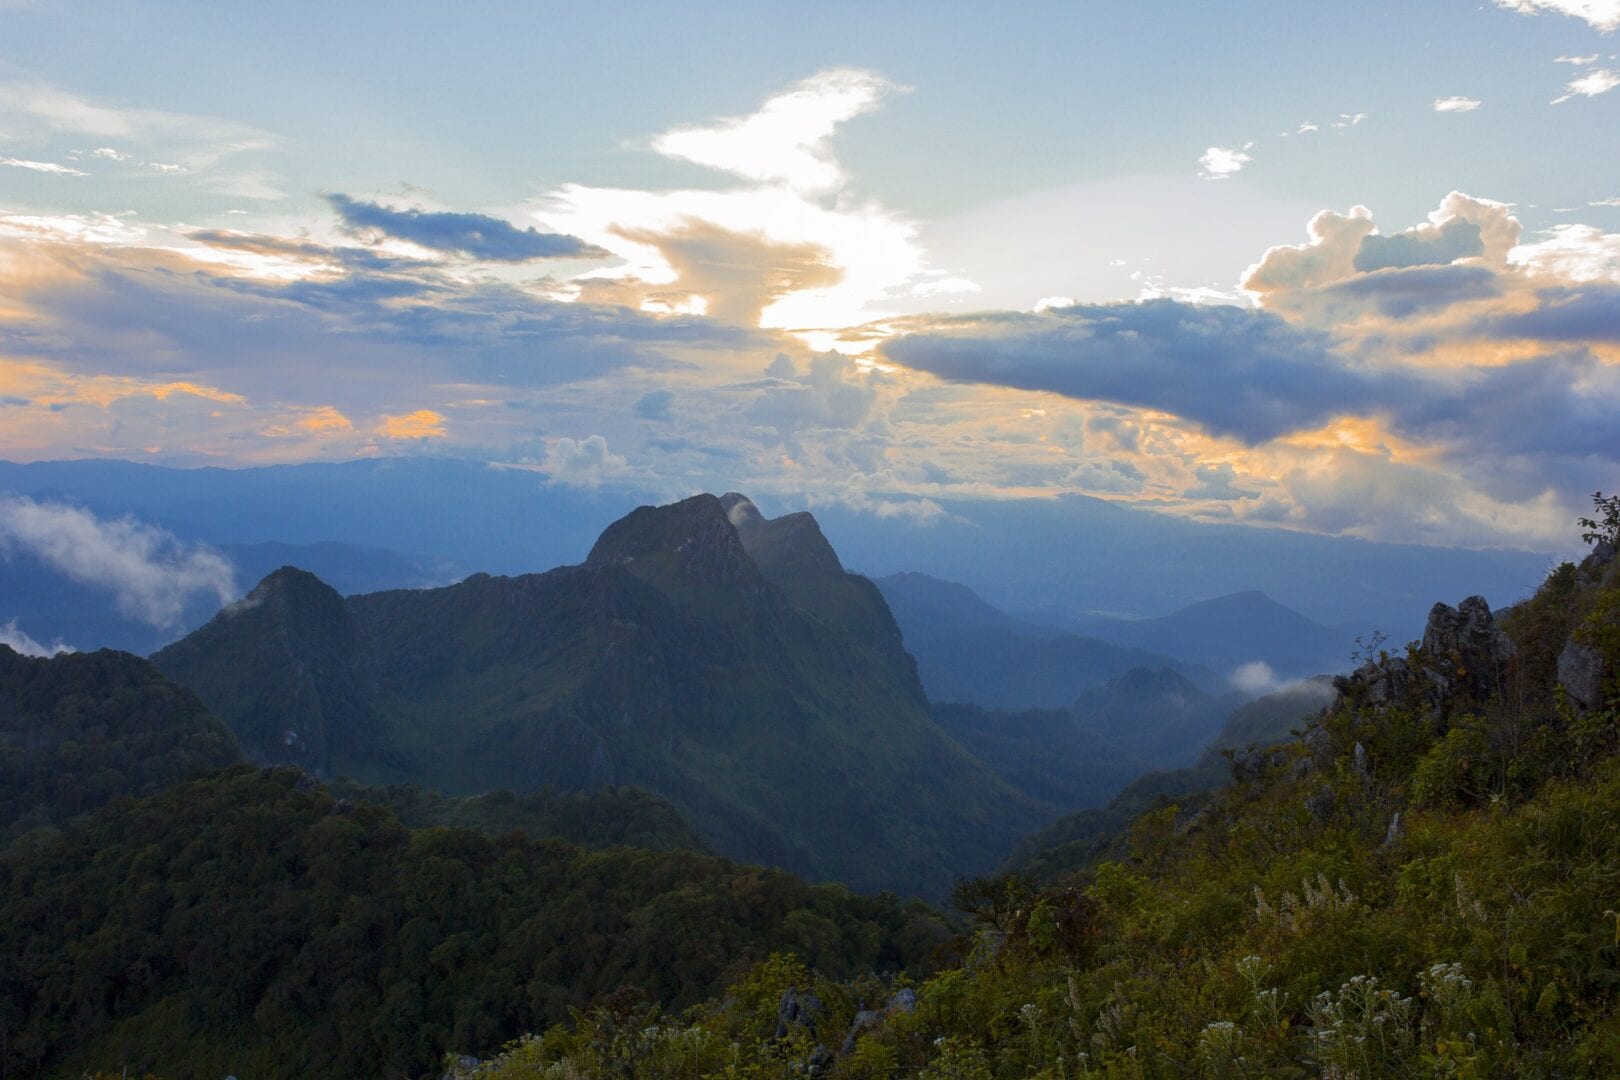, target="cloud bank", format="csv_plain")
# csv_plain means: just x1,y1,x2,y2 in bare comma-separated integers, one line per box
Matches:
0,496,236,629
